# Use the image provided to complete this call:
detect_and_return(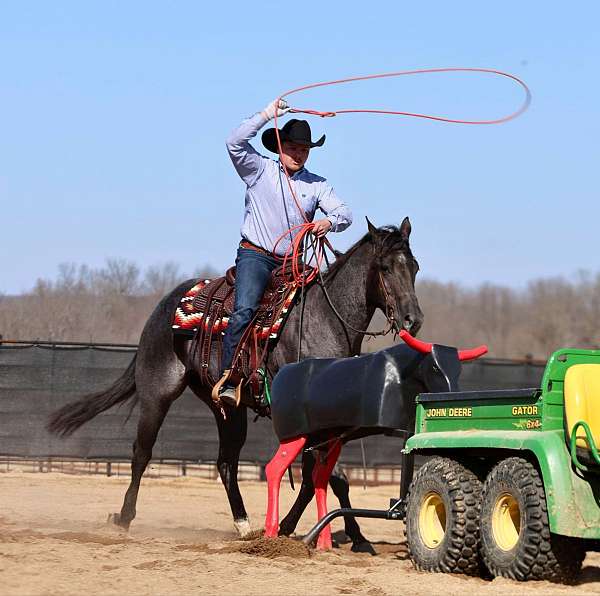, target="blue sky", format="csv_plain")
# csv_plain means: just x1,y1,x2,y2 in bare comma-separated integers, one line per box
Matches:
1,2,599,293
